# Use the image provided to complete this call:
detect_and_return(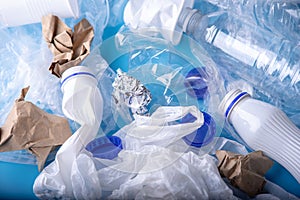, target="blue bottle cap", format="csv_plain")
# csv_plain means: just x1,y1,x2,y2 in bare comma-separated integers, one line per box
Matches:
184,67,208,99
85,136,123,160
181,111,216,148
